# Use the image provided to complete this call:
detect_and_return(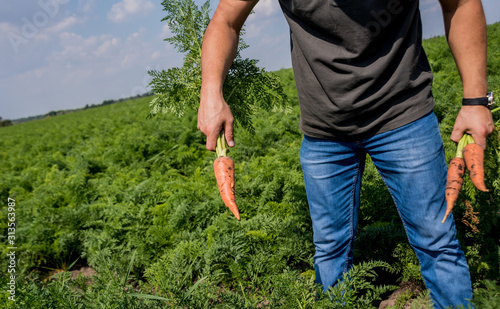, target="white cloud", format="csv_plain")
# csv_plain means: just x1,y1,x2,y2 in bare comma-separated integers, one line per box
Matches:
0,21,18,37
45,28,170,92
244,0,282,38
49,16,81,33
160,23,172,40
244,22,264,39
108,0,155,23
0,14,82,56
0,22,19,48
47,31,137,68
251,0,280,17
35,16,82,41
78,0,96,13
151,51,162,60
420,0,441,14
95,36,121,56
